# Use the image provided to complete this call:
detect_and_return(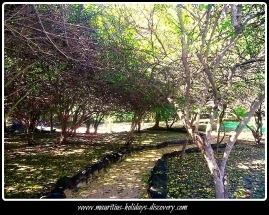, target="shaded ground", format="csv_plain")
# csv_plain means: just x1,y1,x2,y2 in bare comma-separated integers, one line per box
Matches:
4,122,265,199
4,130,184,198
167,142,265,199
67,144,195,199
